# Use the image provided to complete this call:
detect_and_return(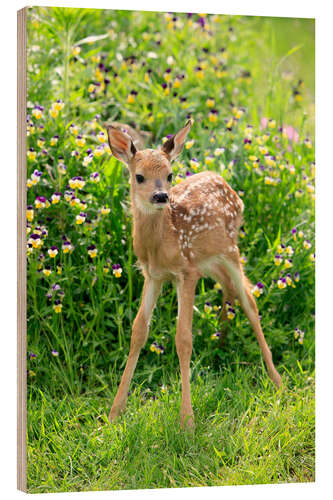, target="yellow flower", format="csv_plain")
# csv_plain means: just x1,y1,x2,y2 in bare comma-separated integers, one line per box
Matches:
32,108,43,120
27,208,34,222
101,206,111,215
43,268,52,277
53,302,62,313
206,98,215,108
76,212,86,224
27,150,36,161
48,247,58,258
49,108,59,118
76,136,86,147
72,46,81,56
185,140,195,149
127,94,135,104
214,282,222,290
